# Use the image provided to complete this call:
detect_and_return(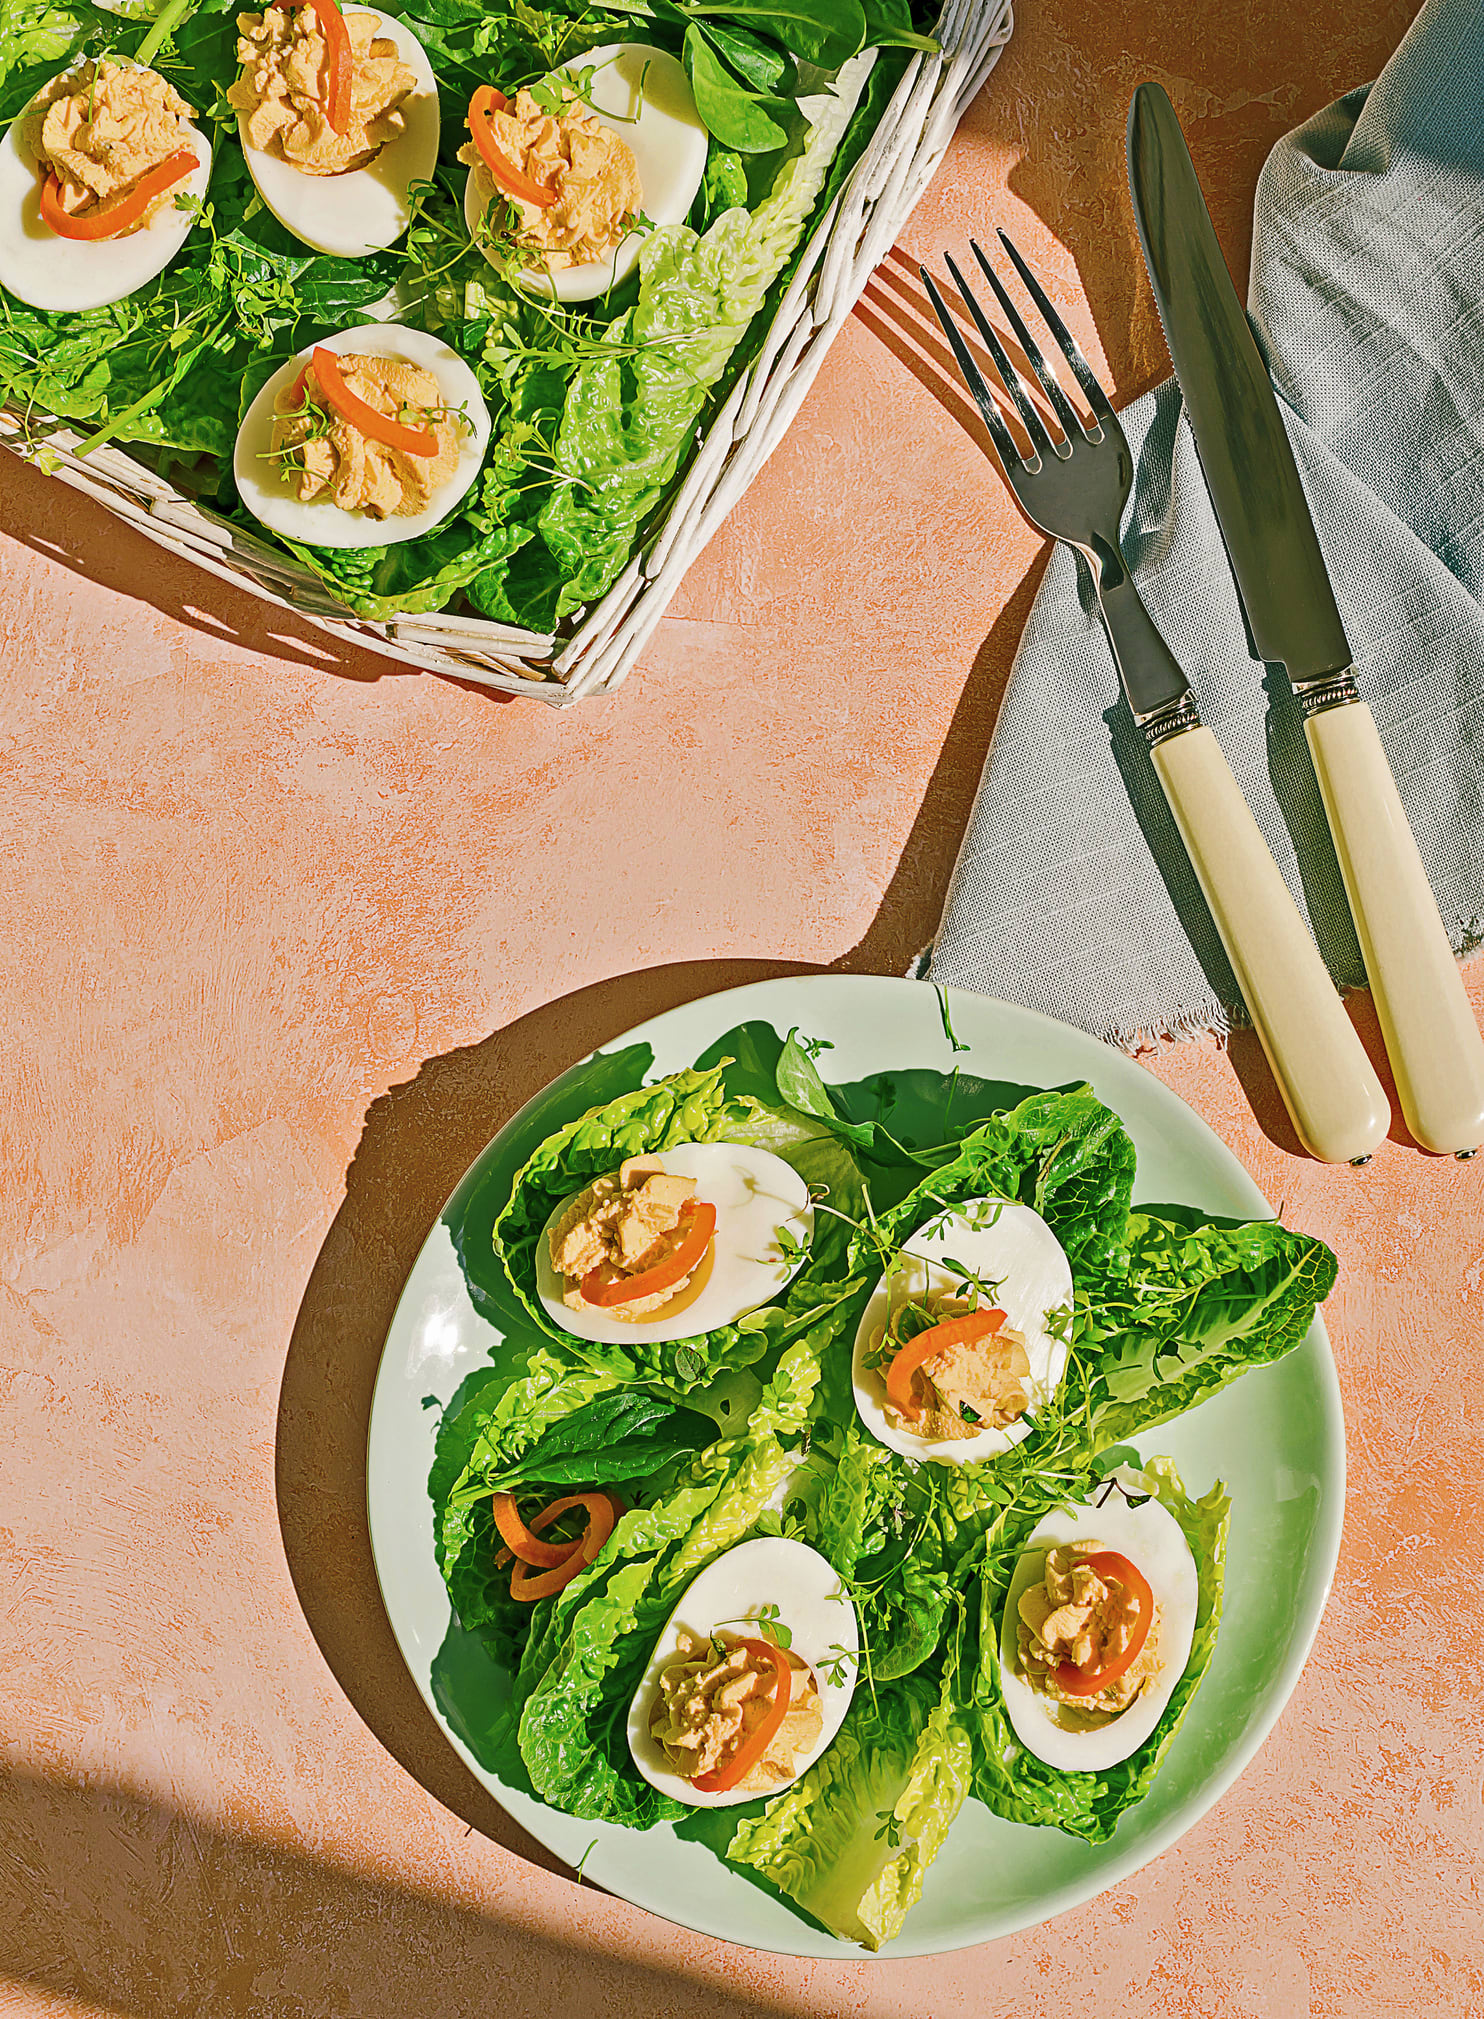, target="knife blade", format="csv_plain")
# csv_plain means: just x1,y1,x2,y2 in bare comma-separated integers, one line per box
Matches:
1127,80,1484,1156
